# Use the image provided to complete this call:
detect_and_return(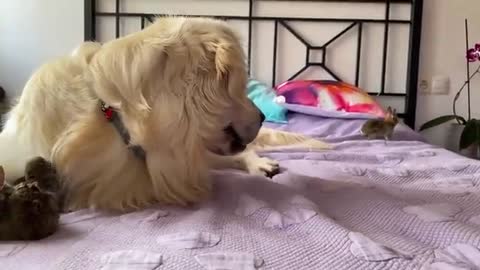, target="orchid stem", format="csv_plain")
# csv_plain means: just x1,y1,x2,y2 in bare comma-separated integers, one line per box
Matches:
453,65,480,124
465,19,472,121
